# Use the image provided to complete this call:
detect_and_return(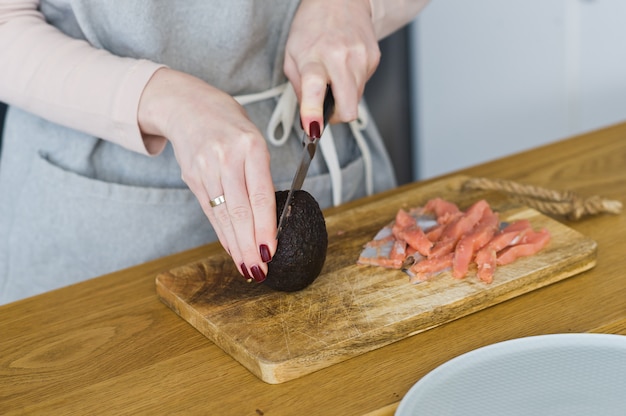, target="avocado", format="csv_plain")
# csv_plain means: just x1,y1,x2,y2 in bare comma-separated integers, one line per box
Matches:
265,190,328,292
